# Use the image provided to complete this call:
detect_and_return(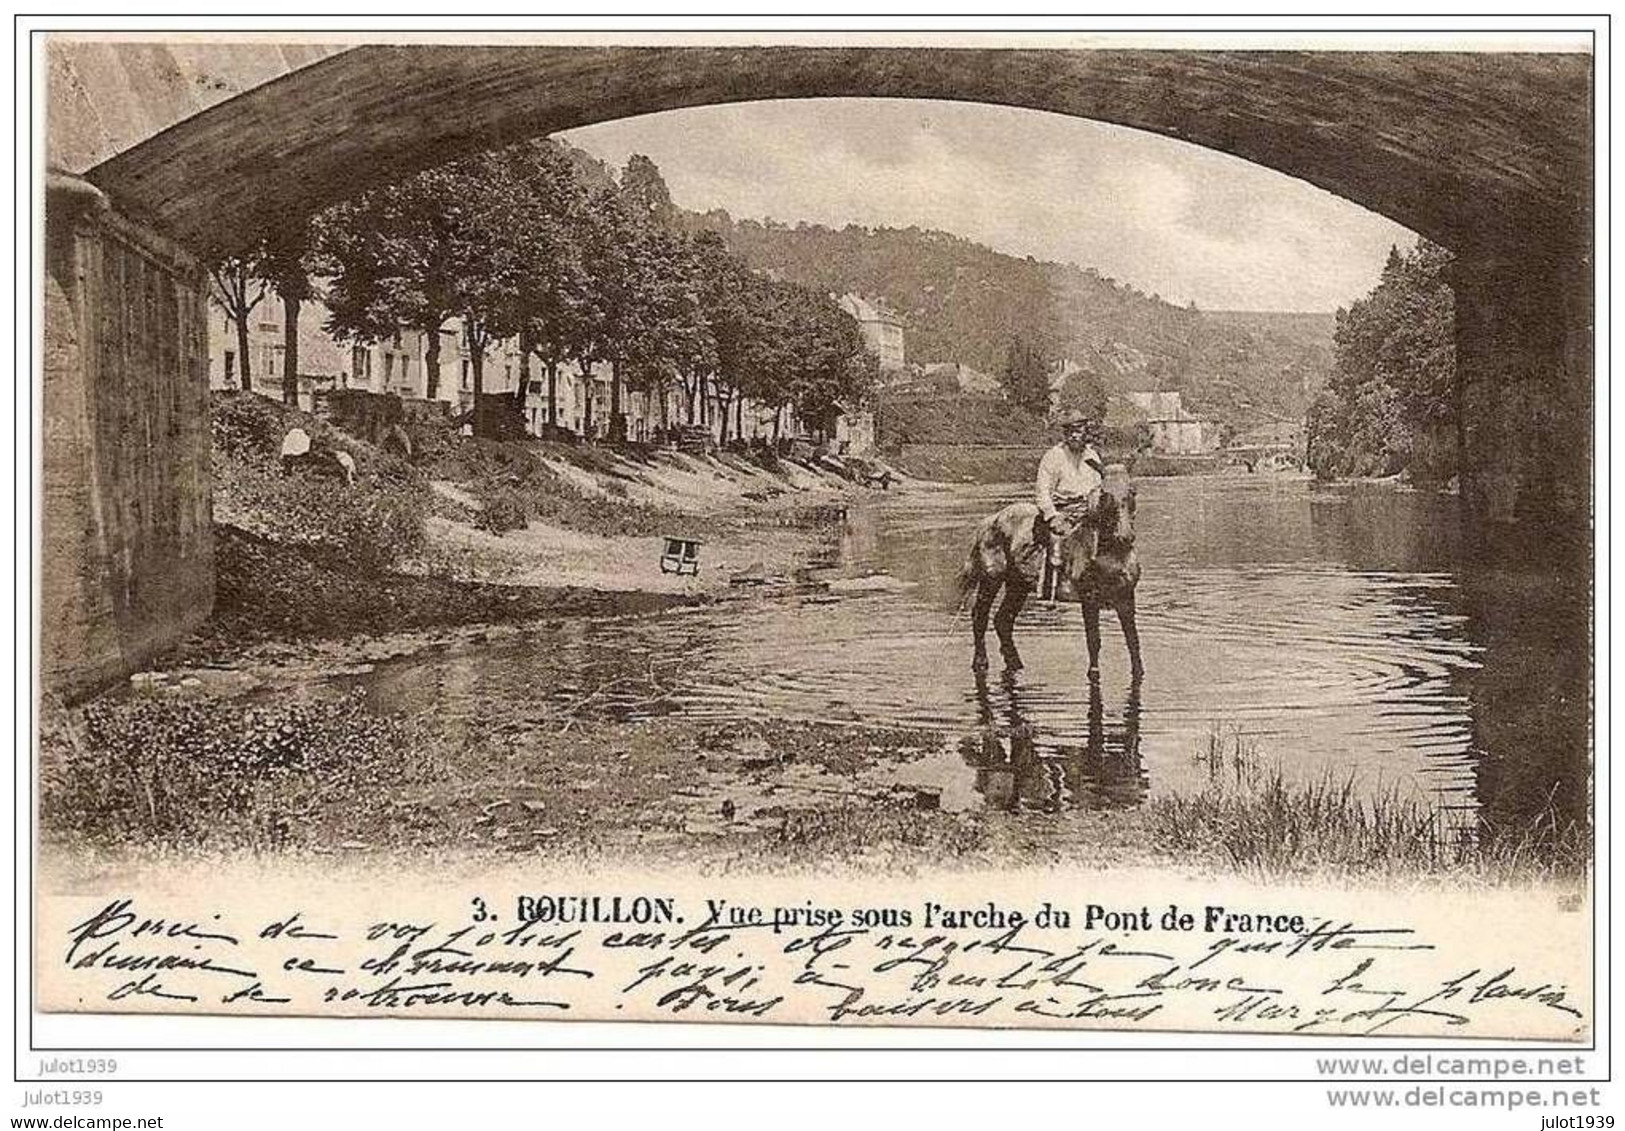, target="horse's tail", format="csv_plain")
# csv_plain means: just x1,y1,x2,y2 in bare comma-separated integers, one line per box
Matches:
953,549,981,610
953,515,1000,611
